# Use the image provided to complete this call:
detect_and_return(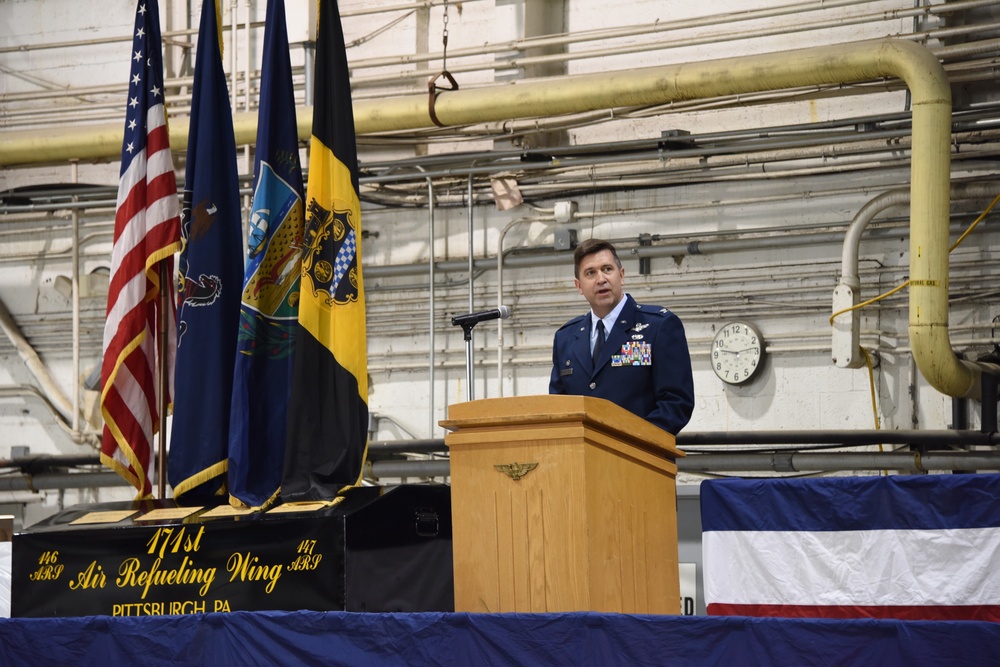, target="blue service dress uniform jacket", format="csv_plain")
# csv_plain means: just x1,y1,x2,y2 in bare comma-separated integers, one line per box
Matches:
548,294,695,434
